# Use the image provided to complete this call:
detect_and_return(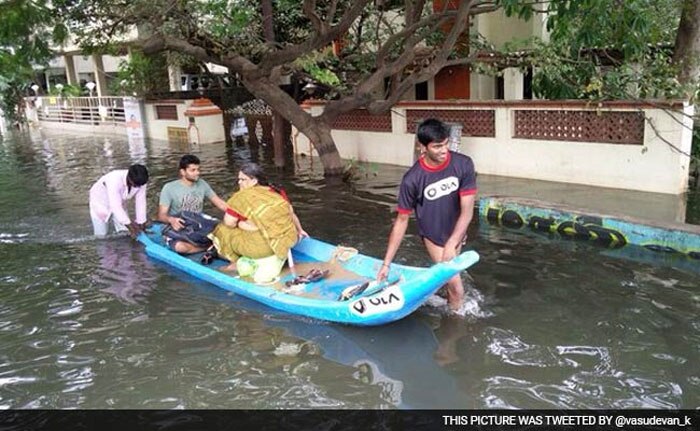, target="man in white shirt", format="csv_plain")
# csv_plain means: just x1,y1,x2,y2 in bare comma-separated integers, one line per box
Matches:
89,164,149,237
